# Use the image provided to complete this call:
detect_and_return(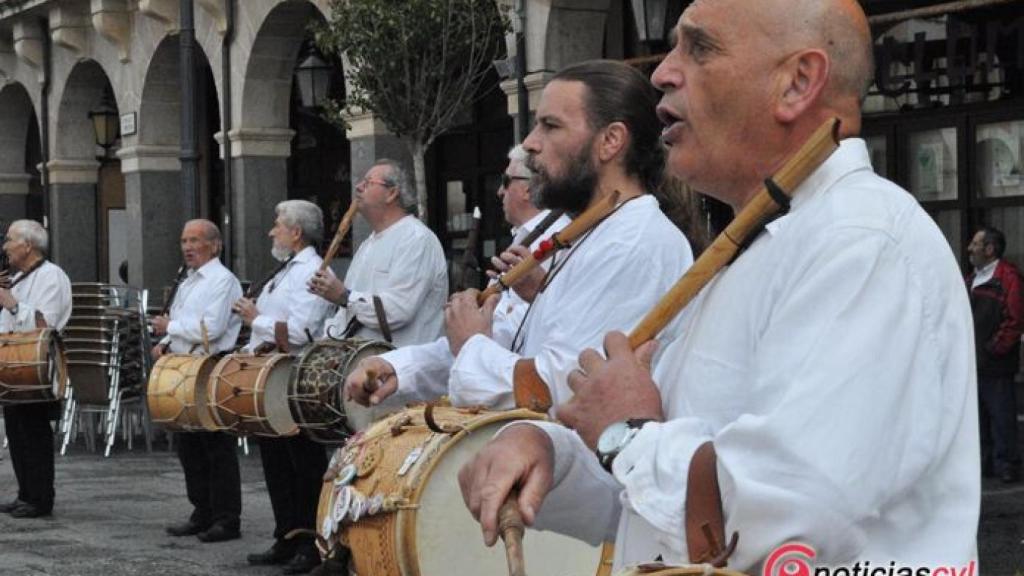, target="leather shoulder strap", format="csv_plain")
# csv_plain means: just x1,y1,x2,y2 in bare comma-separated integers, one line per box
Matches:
512,359,552,413
372,295,392,343
685,441,738,567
